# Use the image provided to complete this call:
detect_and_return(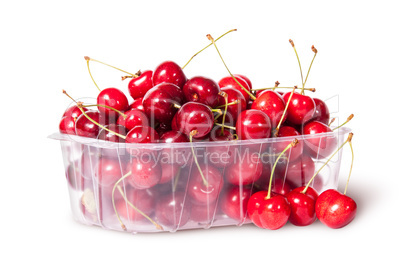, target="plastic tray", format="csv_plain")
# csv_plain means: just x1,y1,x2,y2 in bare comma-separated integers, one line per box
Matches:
49,127,351,233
